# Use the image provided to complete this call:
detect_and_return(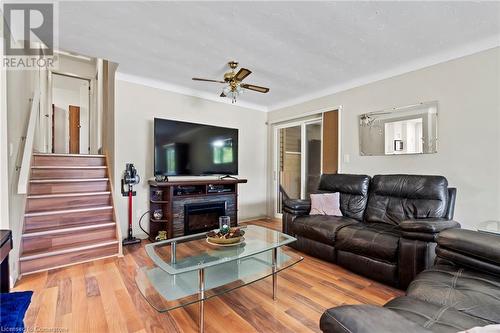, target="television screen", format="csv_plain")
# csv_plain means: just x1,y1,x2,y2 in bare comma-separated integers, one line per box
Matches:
154,118,238,176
